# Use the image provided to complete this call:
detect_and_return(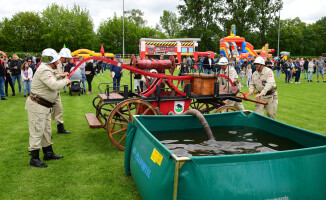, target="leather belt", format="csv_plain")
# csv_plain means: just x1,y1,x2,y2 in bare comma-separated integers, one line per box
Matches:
29,93,55,108
265,89,276,96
